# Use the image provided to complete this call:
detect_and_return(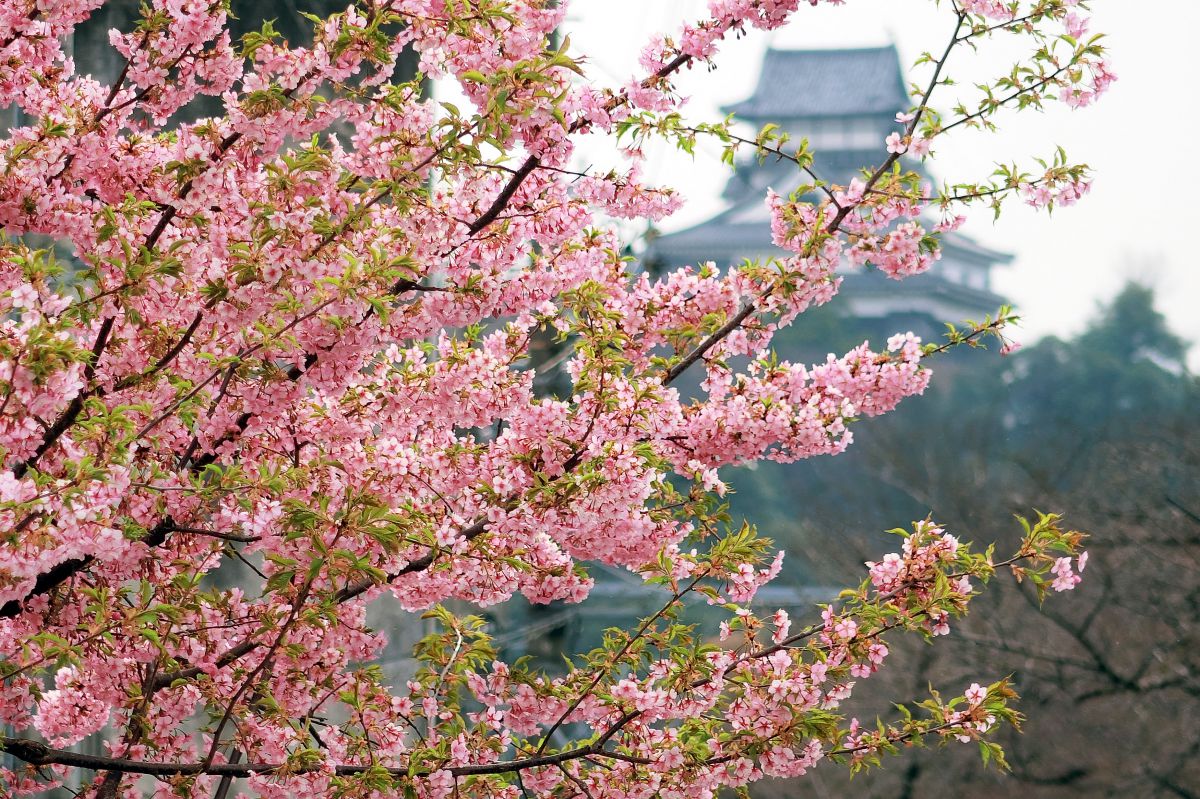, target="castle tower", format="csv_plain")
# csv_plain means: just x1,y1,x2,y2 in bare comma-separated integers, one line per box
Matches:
646,46,1010,330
